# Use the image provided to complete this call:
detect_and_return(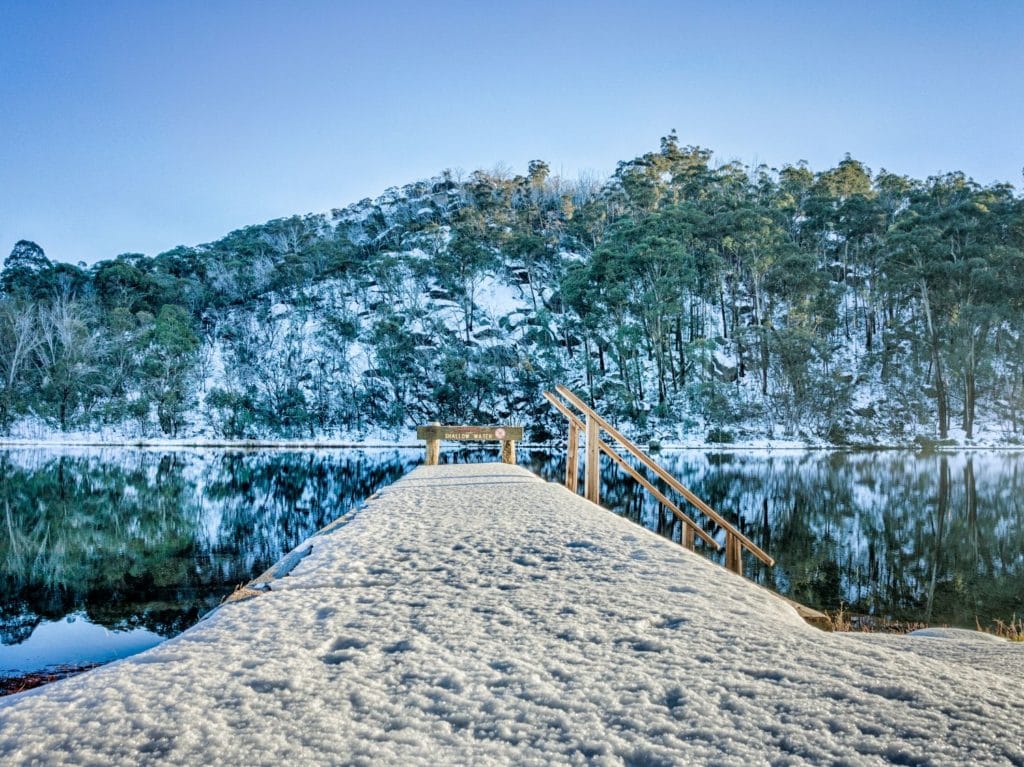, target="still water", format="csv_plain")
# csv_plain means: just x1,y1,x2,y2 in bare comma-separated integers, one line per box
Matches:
2,447,1022,685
